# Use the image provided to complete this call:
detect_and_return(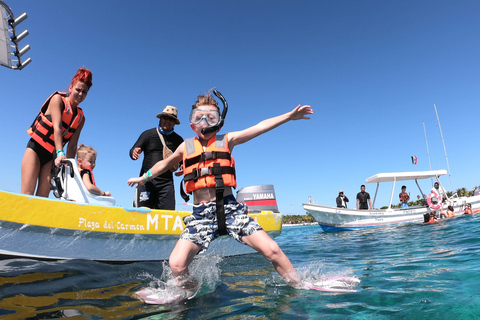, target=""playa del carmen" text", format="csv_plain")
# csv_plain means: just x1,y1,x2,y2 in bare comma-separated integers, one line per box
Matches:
78,214,185,232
